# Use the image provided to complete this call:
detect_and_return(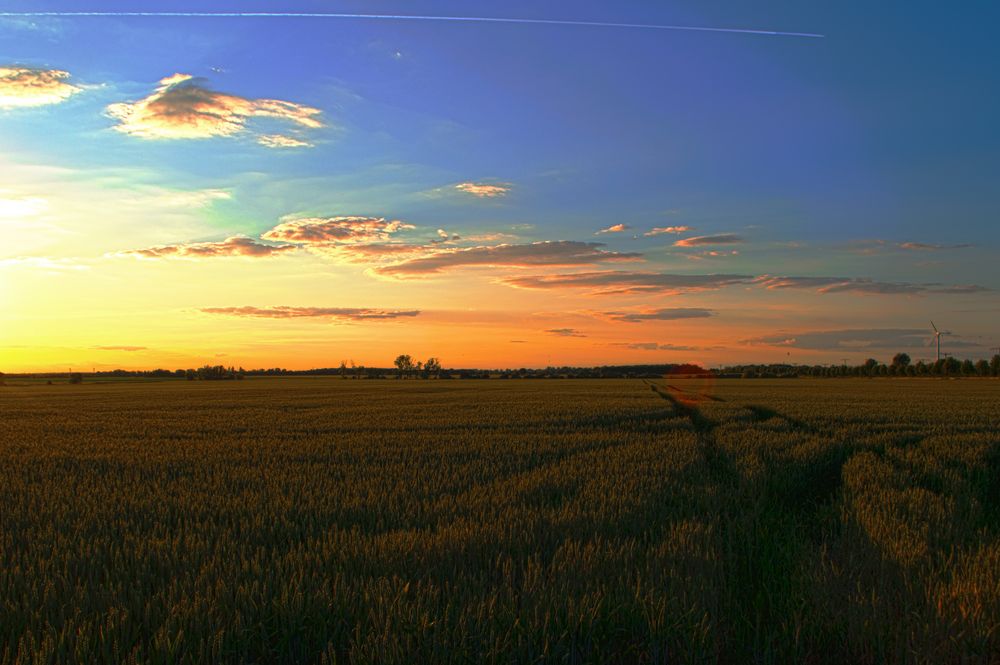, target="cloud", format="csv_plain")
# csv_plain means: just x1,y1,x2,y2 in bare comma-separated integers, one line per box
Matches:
932,284,991,294
146,189,231,207
373,241,642,278
121,236,296,259
614,342,700,351
0,66,81,108
106,73,322,142
501,271,753,295
755,275,989,296
200,306,420,321
316,243,434,263
674,234,744,247
462,232,518,243
261,216,414,244
602,308,714,323
545,328,586,337
455,182,510,198
257,134,313,149
93,345,147,352
900,242,974,251
744,328,936,351
843,240,975,255
644,226,692,236
0,194,48,218
685,250,740,260
843,239,887,255
596,223,631,234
